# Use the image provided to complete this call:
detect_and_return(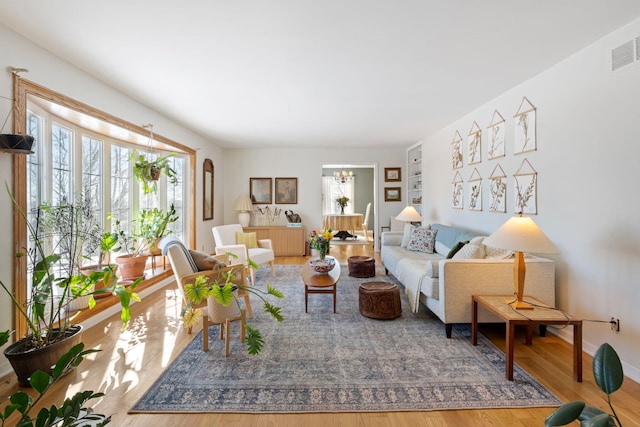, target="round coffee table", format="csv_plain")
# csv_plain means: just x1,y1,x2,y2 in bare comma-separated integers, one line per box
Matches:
301,257,341,313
